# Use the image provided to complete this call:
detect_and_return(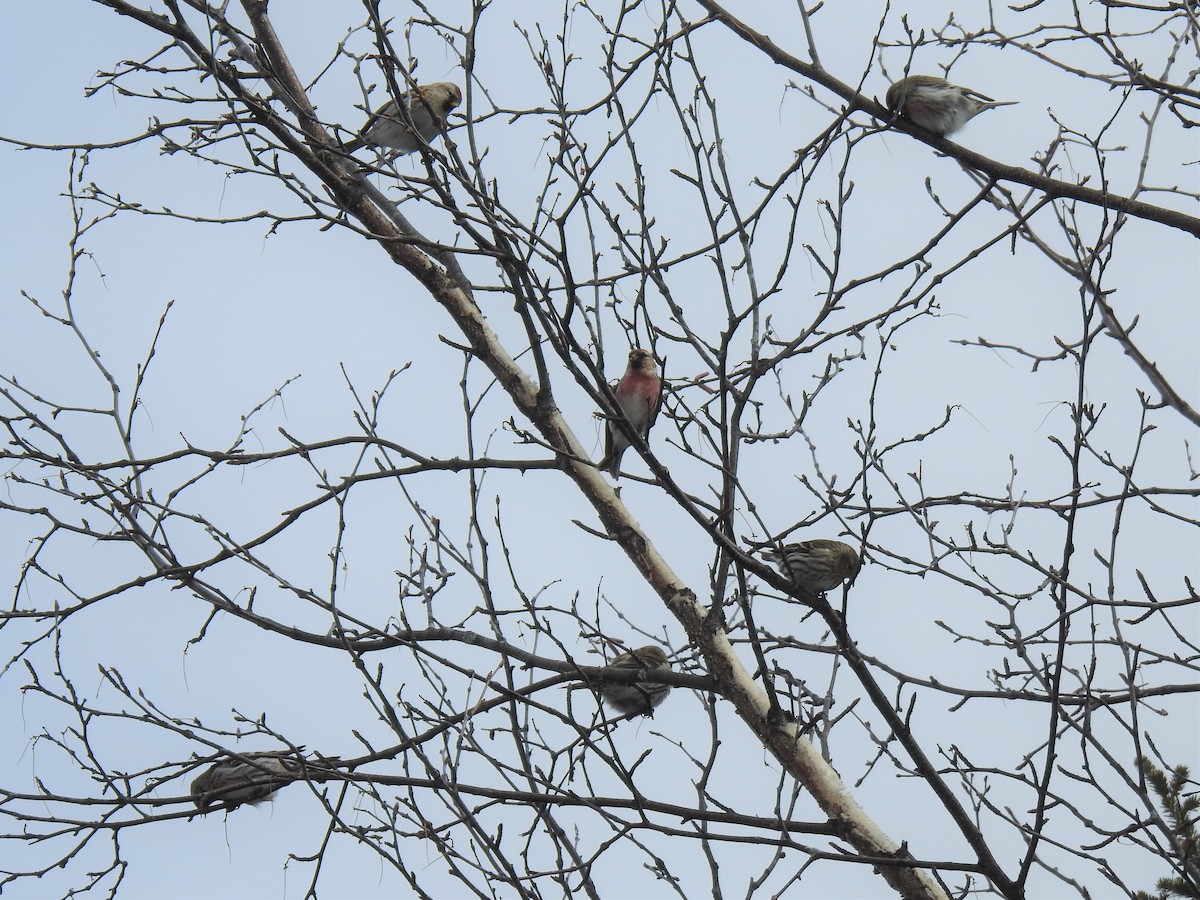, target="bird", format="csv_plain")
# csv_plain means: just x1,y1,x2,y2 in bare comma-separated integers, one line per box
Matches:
189,753,301,812
343,81,462,155
762,540,862,595
601,348,662,479
885,74,1016,136
599,645,672,717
